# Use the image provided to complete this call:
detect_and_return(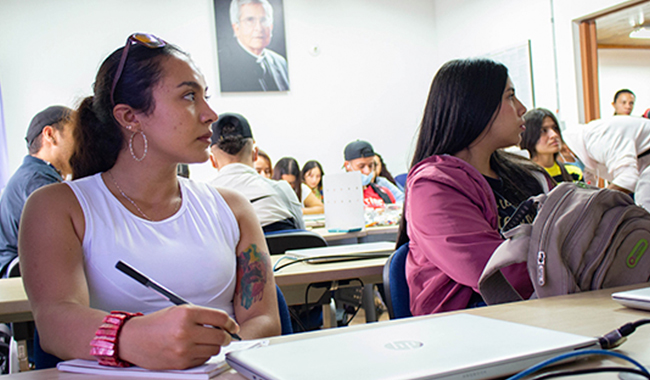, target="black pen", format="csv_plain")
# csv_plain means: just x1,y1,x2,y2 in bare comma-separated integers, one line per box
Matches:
115,260,242,341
